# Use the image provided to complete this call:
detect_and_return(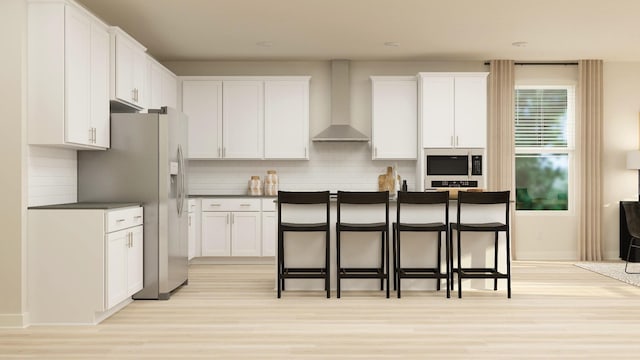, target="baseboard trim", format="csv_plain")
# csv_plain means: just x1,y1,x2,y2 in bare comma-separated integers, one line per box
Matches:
190,256,275,265
0,313,28,328
515,251,578,261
